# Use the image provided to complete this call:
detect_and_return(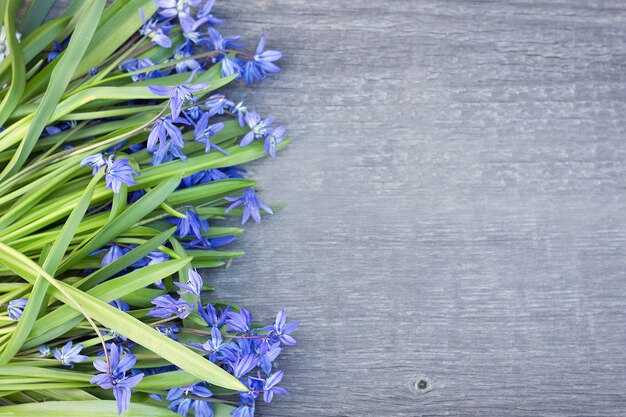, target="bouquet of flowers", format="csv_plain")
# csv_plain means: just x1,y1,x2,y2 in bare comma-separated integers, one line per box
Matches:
0,0,296,416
